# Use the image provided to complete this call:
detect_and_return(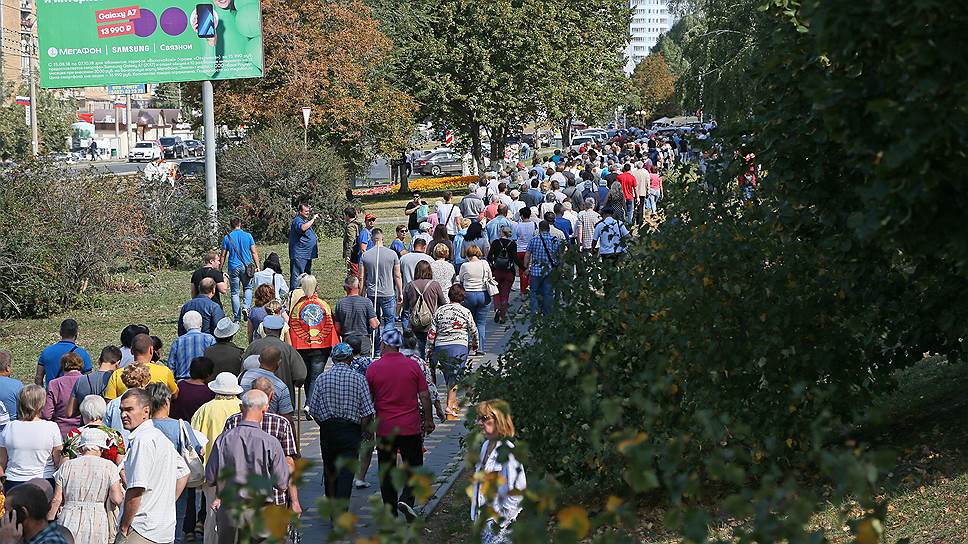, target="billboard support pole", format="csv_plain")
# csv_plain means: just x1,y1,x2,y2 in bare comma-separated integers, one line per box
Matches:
29,57,38,157
126,95,133,158
202,80,218,231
